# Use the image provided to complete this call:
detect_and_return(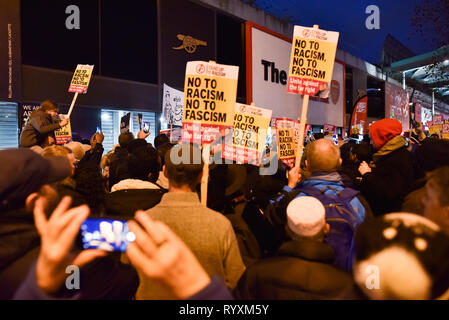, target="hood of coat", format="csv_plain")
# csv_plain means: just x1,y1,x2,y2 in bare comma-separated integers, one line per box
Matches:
111,179,160,193
371,135,407,164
